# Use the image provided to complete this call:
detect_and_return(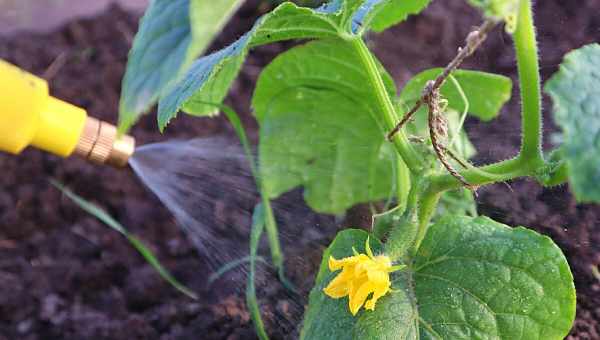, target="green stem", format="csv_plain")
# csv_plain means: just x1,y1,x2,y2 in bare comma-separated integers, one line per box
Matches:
413,187,441,255
514,0,544,166
395,154,411,215
261,197,281,264
261,193,292,289
350,37,423,173
429,157,525,192
385,174,422,260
